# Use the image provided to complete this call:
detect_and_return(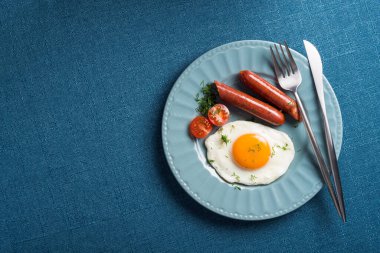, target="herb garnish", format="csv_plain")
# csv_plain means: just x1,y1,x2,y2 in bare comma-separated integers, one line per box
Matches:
221,134,231,145
232,184,241,190
248,143,262,153
208,159,215,163
194,81,217,116
248,147,256,152
271,146,276,158
250,174,257,182
271,143,290,157
232,172,240,182
230,125,235,133
279,143,290,151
